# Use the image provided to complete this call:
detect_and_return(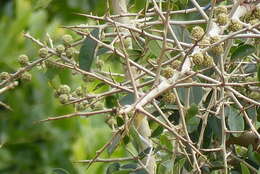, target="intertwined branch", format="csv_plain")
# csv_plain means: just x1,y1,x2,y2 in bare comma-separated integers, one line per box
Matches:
1,0,260,173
